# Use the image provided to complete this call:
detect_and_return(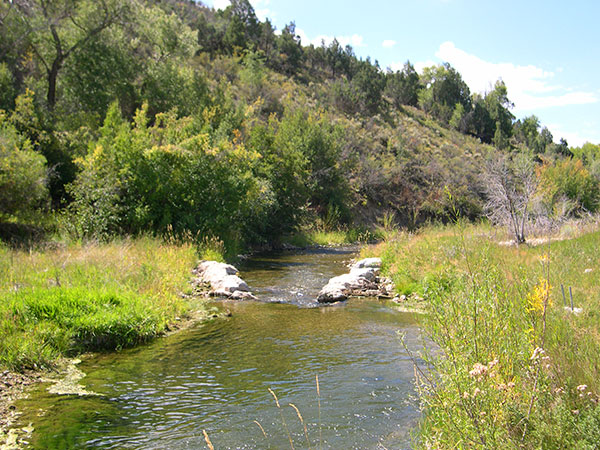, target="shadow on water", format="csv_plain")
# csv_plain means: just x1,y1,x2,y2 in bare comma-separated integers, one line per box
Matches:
17,246,424,449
